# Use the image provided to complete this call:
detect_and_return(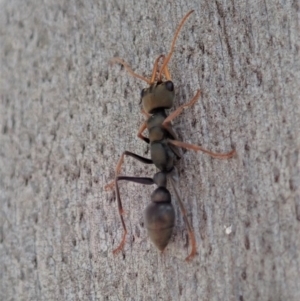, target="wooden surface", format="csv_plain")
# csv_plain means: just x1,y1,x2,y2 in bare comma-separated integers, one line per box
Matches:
1,0,300,300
